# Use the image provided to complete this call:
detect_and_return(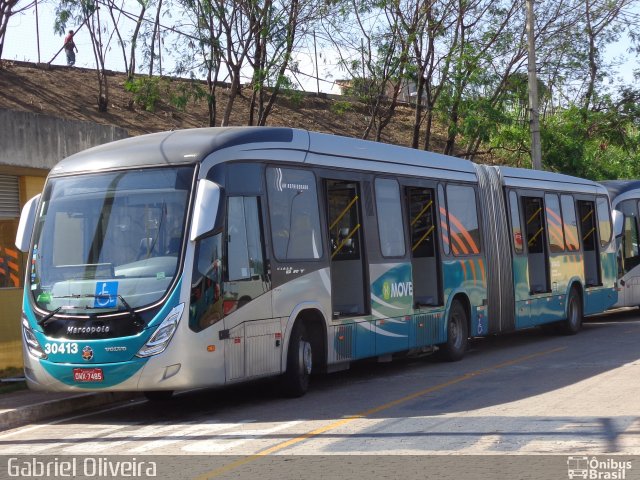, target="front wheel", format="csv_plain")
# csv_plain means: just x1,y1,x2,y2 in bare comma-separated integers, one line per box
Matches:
440,300,468,362
282,323,312,398
562,288,583,335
